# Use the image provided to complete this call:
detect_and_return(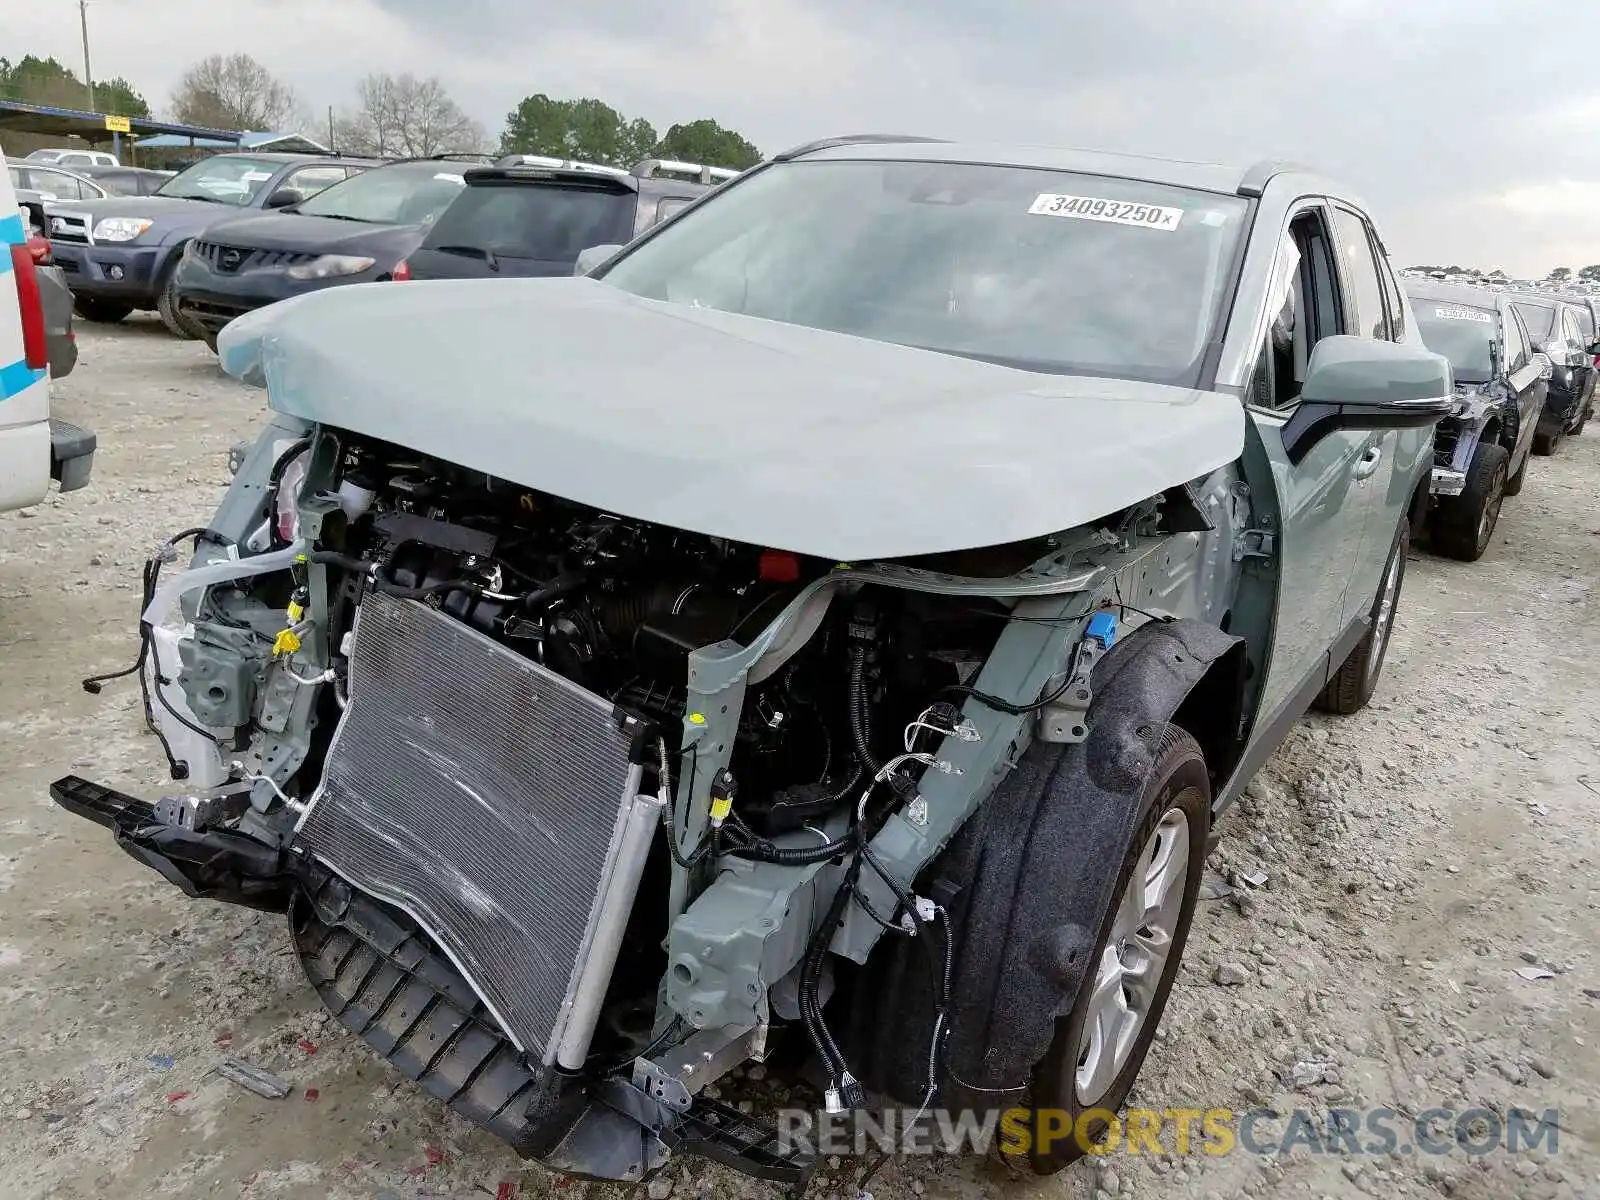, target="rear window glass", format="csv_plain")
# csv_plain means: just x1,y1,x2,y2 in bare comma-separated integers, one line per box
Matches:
1413,304,1498,383
422,182,636,264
